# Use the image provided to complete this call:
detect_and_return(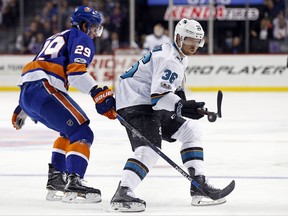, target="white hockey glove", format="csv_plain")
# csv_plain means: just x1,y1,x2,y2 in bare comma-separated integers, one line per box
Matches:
12,105,28,130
